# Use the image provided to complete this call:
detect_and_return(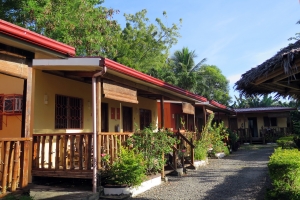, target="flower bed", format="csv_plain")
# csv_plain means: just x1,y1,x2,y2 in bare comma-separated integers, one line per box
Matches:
104,174,161,197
